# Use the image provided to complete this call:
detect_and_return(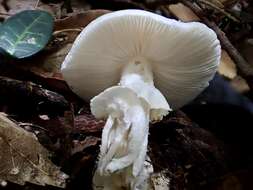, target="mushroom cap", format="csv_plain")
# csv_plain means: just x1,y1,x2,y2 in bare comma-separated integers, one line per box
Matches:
61,9,221,109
